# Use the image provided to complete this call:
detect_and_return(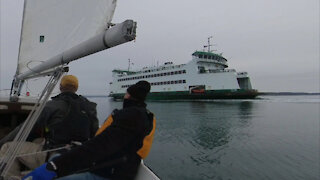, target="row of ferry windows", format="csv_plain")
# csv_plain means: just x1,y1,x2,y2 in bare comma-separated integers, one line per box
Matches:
118,70,186,82
197,54,226,61
122,80,186,88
